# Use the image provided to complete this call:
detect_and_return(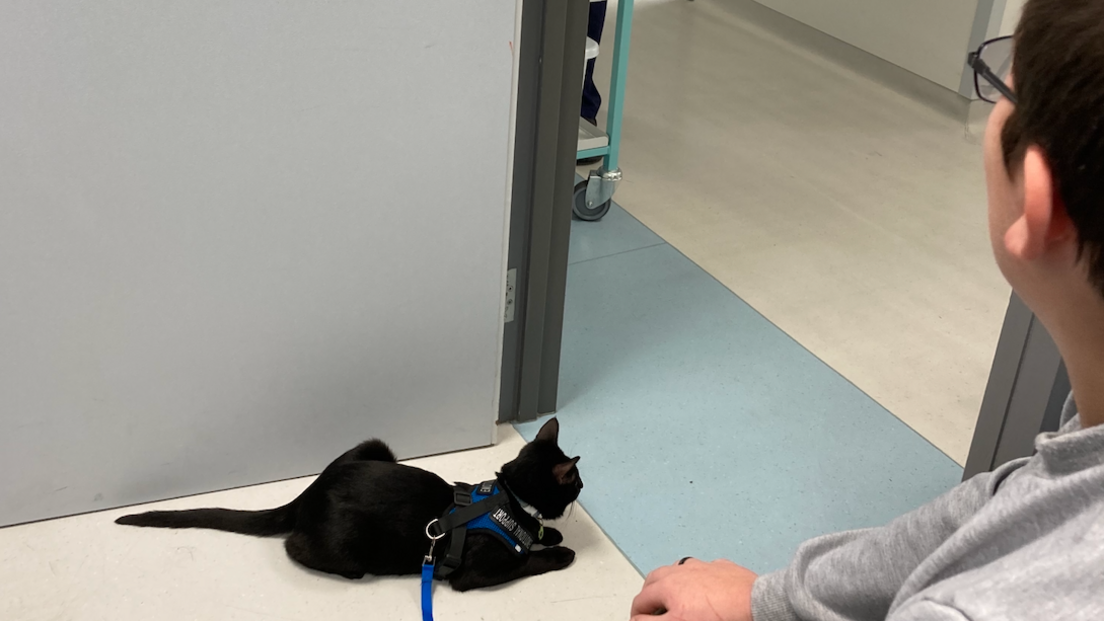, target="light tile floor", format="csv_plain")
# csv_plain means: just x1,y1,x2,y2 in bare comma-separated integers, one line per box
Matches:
589,0,1011,463
0,427,643,621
